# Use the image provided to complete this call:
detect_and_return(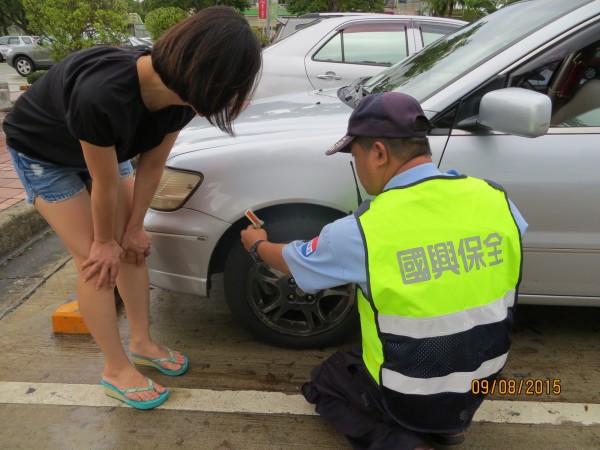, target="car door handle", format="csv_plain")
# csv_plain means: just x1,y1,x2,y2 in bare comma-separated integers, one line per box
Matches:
317,71,342,80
